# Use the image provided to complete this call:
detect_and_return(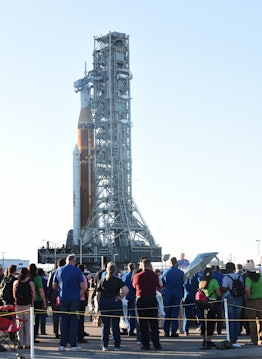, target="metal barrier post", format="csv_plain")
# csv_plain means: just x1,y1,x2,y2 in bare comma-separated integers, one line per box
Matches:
223,298,230,341
30,306,34,359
